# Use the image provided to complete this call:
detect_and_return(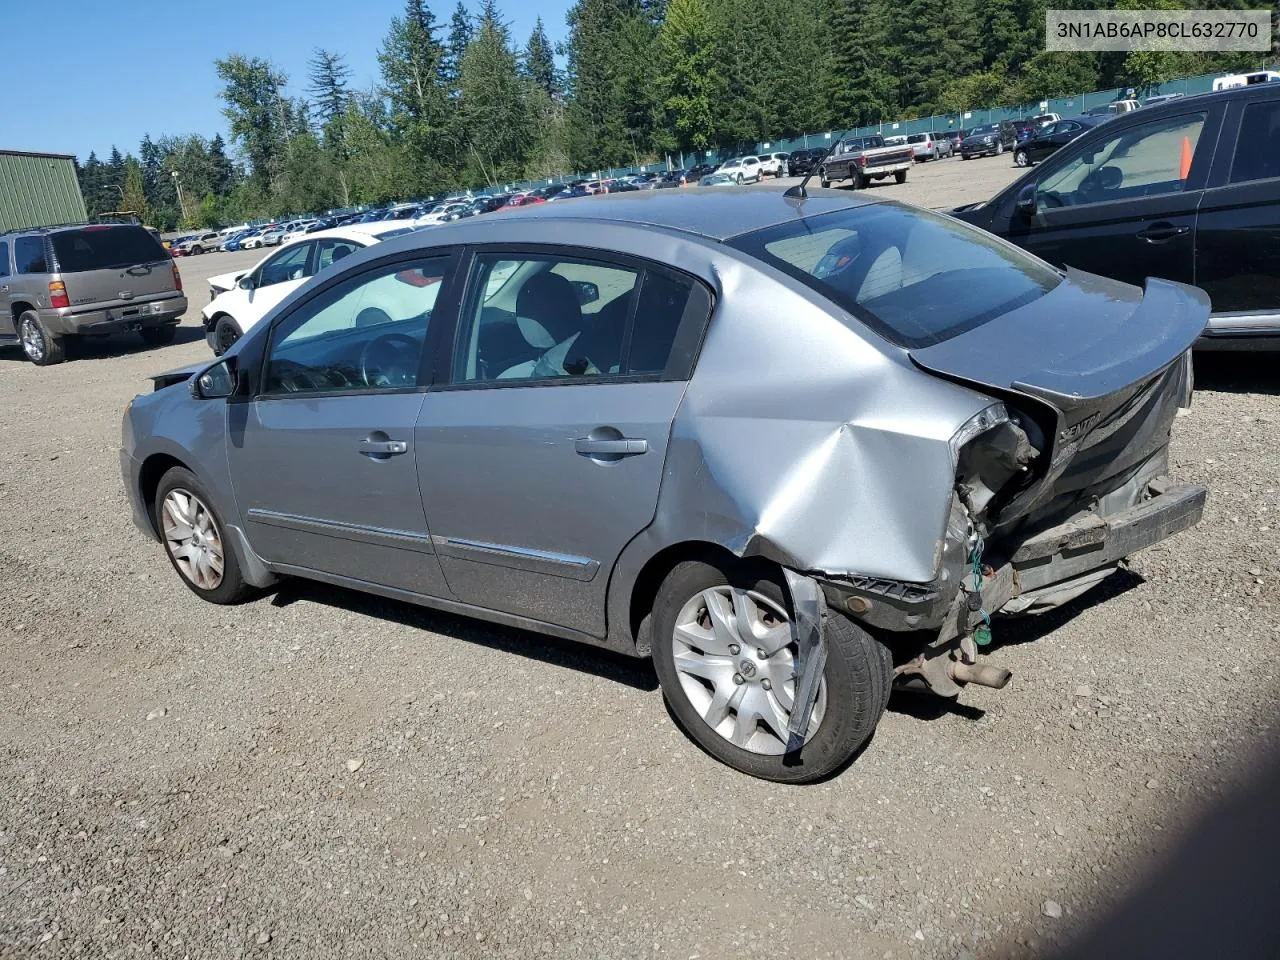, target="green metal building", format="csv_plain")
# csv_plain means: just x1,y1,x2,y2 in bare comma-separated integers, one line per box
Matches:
0,149,87,232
